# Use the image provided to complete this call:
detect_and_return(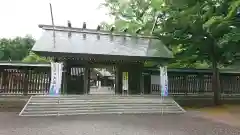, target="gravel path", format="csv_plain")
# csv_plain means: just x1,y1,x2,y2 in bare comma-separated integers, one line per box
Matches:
0,112,240,135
